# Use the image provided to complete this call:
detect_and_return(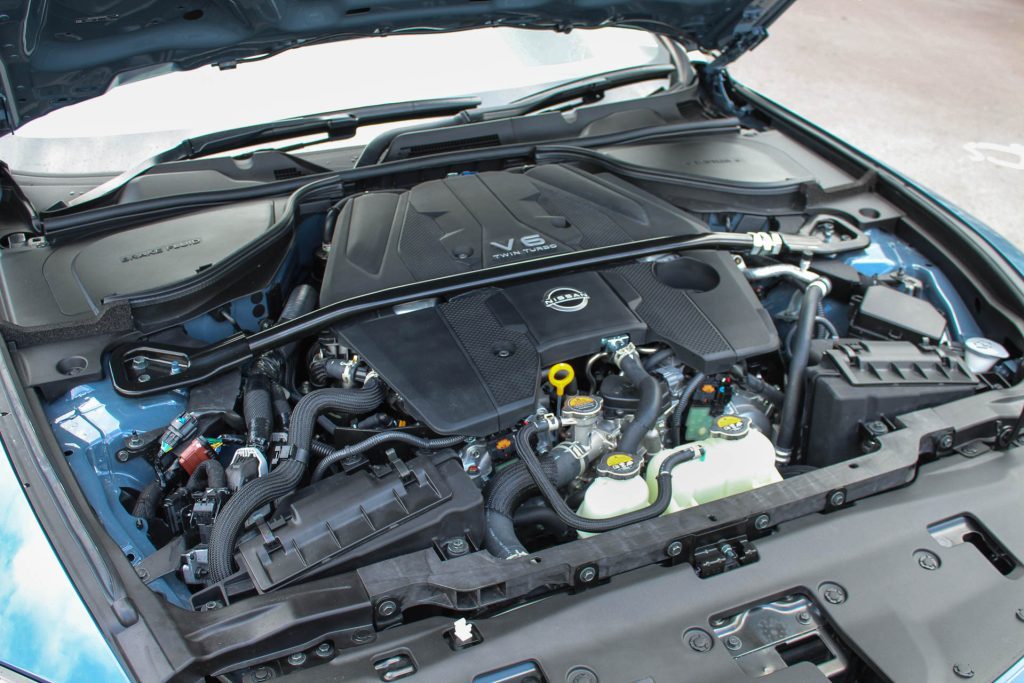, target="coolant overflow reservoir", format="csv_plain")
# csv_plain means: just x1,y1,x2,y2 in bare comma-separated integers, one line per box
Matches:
577,452,650,539
645,415,781,514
